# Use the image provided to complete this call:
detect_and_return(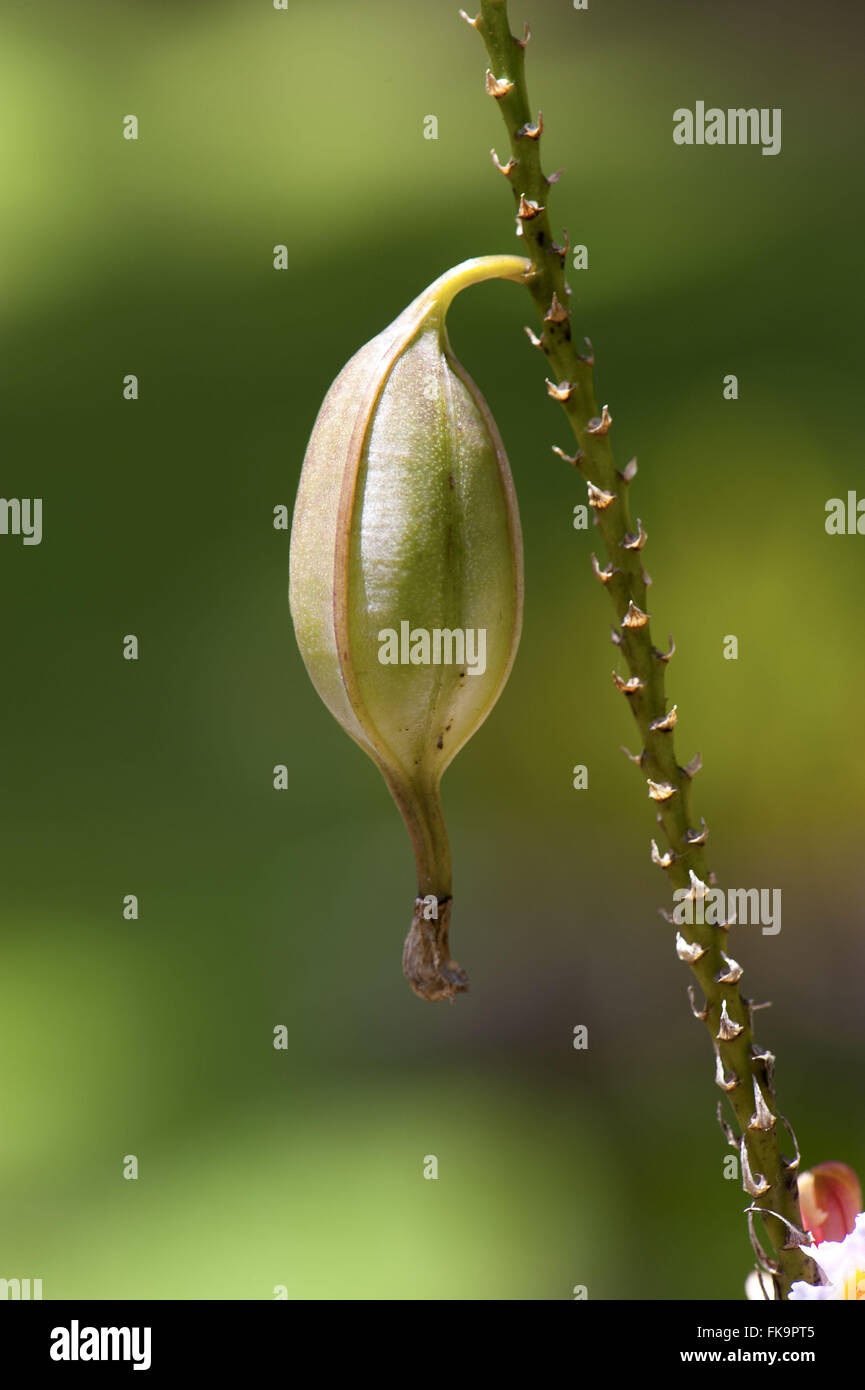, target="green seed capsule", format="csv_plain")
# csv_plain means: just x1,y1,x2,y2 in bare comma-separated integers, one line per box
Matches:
289,256,528,1000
